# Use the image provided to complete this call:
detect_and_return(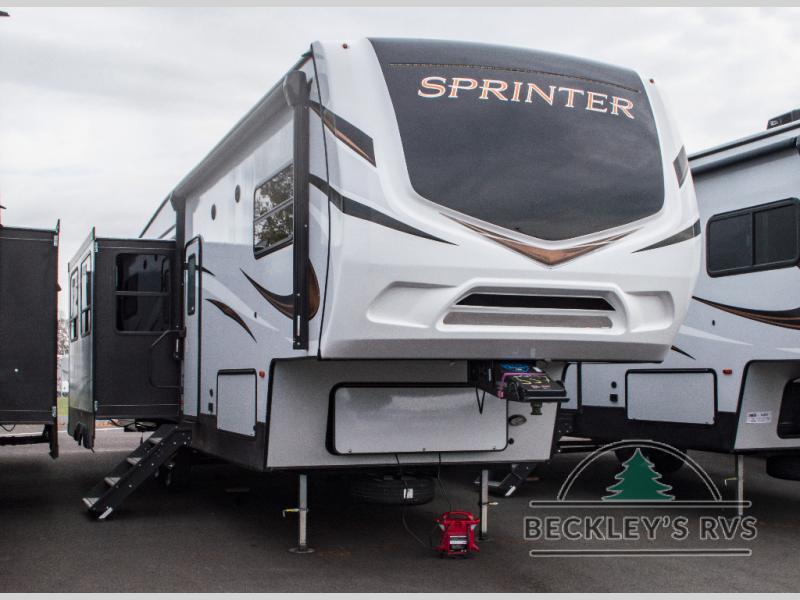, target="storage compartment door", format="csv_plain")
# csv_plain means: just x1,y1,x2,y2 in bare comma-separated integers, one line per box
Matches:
217,370,257,437
332,385,507,454
627,370,716,425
